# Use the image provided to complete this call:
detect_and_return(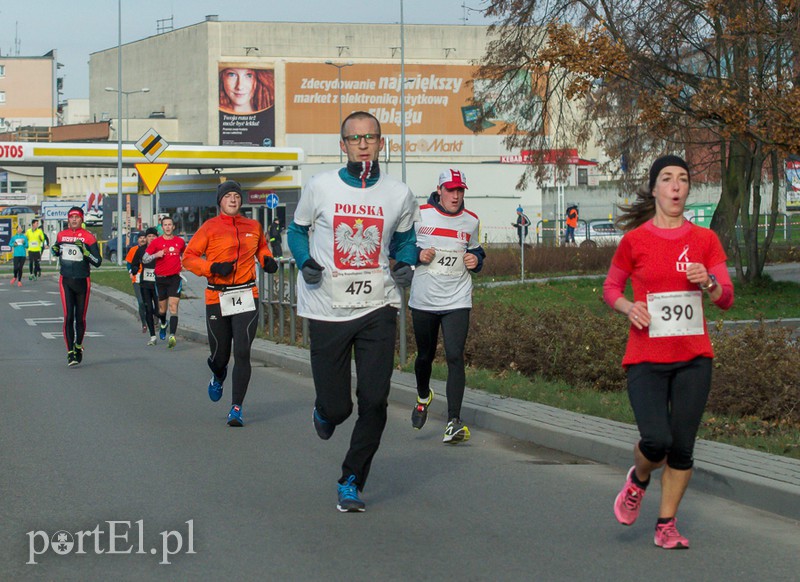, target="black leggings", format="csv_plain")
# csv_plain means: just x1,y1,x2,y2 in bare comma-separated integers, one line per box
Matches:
59,276,90,351
29,251,42,277
13,256,26,281
411,308,471,420
206,303,259,407
309,306,397,490
626,356,712,471
141,286,159,336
